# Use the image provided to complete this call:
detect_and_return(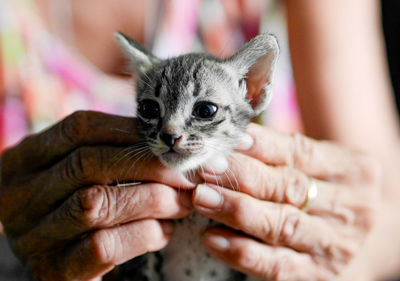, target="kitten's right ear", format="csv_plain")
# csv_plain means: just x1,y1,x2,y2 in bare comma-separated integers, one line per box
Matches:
114,32,161,74
226,33,279,115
